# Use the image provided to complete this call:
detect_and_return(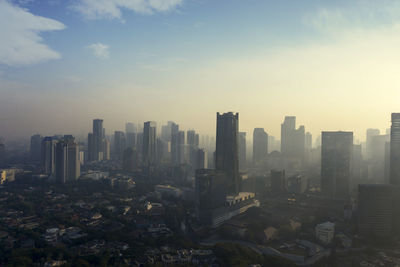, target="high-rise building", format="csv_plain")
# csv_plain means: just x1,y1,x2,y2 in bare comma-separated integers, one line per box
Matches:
390,113,400,185
114,131,126,160
305,132,312,153
55,136,80,183
41,137,57,175
281,116,305,159
239,132,246,171
369,134,390,182
88,119,105,162
143,121,157,165
123,147,139,172
215,112,240,194
0,143,5,163
366,128,380,160
321,131,353,198
253,128,268,165
195,149,208,170
172,129,185,165
126,132,136,149
30,134,43,162
358,184,396,237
